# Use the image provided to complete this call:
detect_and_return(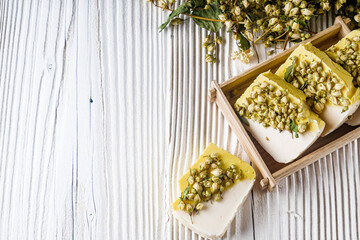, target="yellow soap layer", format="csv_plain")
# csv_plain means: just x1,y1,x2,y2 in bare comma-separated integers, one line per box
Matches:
236,71,325,132
172,143,256,210
326,30,360,103
276,43,356,101
326,30,360,62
